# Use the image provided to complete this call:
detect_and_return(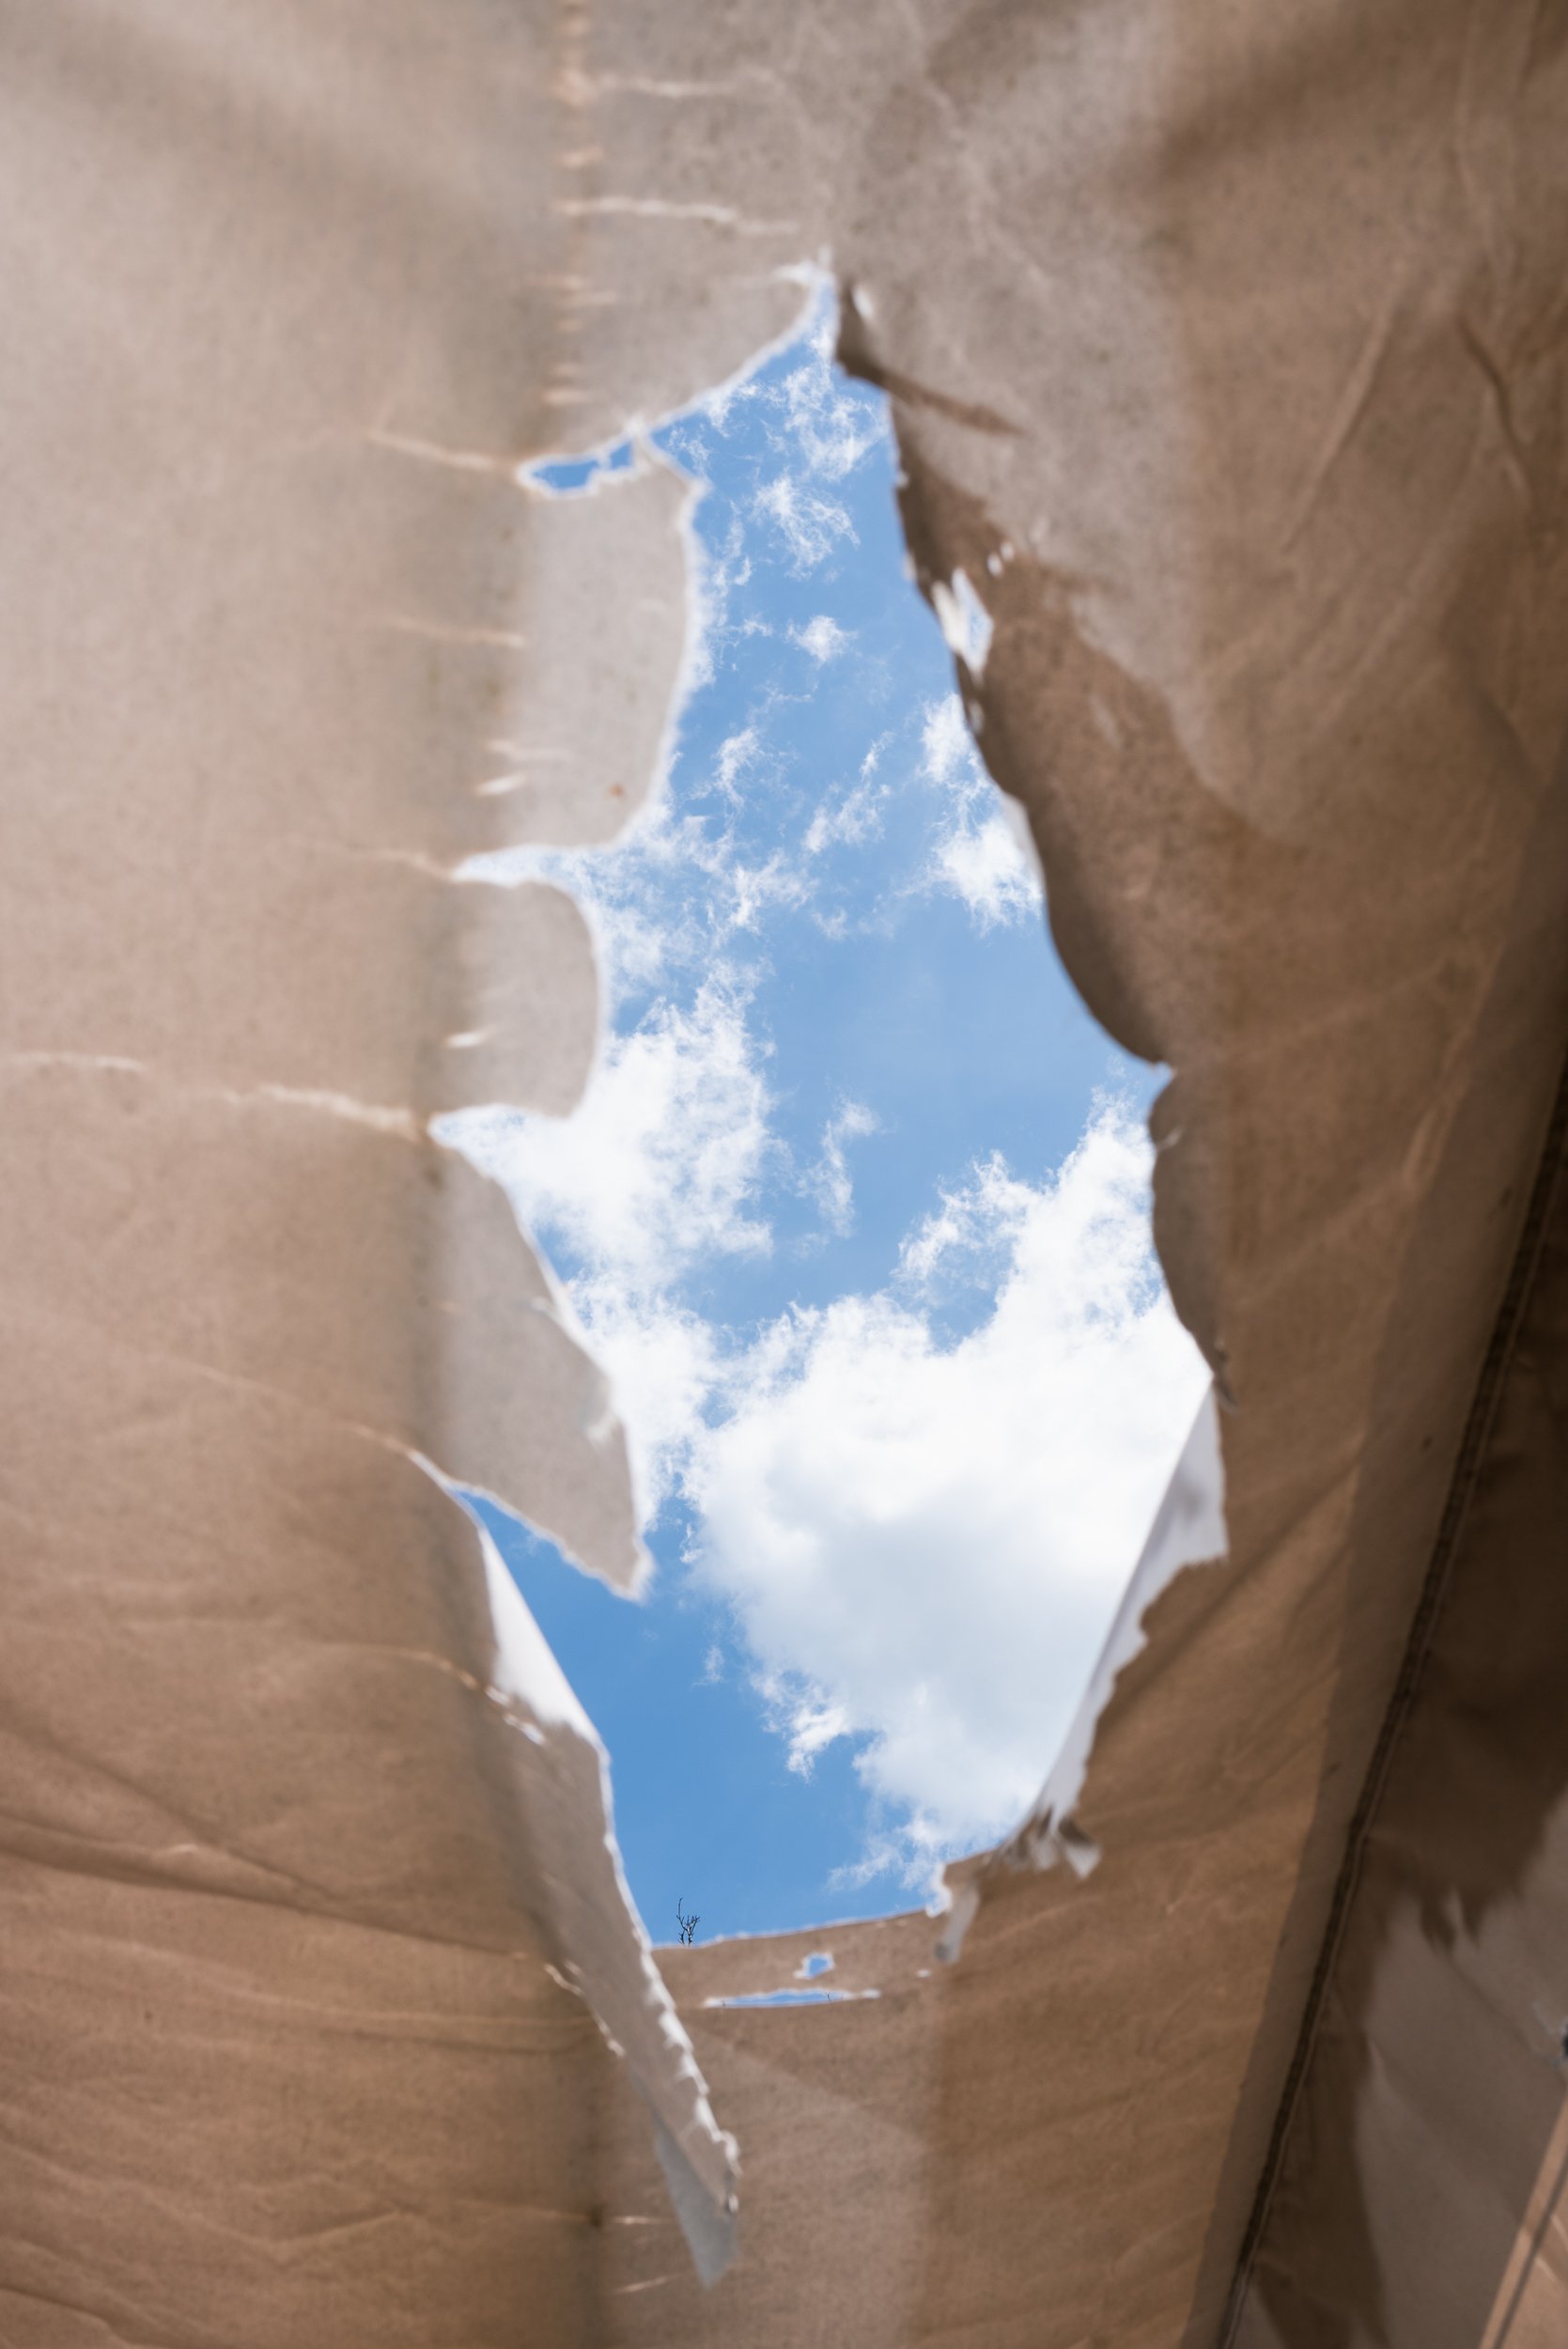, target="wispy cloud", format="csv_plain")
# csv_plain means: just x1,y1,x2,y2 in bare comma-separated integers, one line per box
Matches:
681,506,753,694
712,723,761,802
801,1100,880,1236
916,693,1041,931
753,475,857,573
790,614,851,664
803,770,888,856
773,303,889,479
